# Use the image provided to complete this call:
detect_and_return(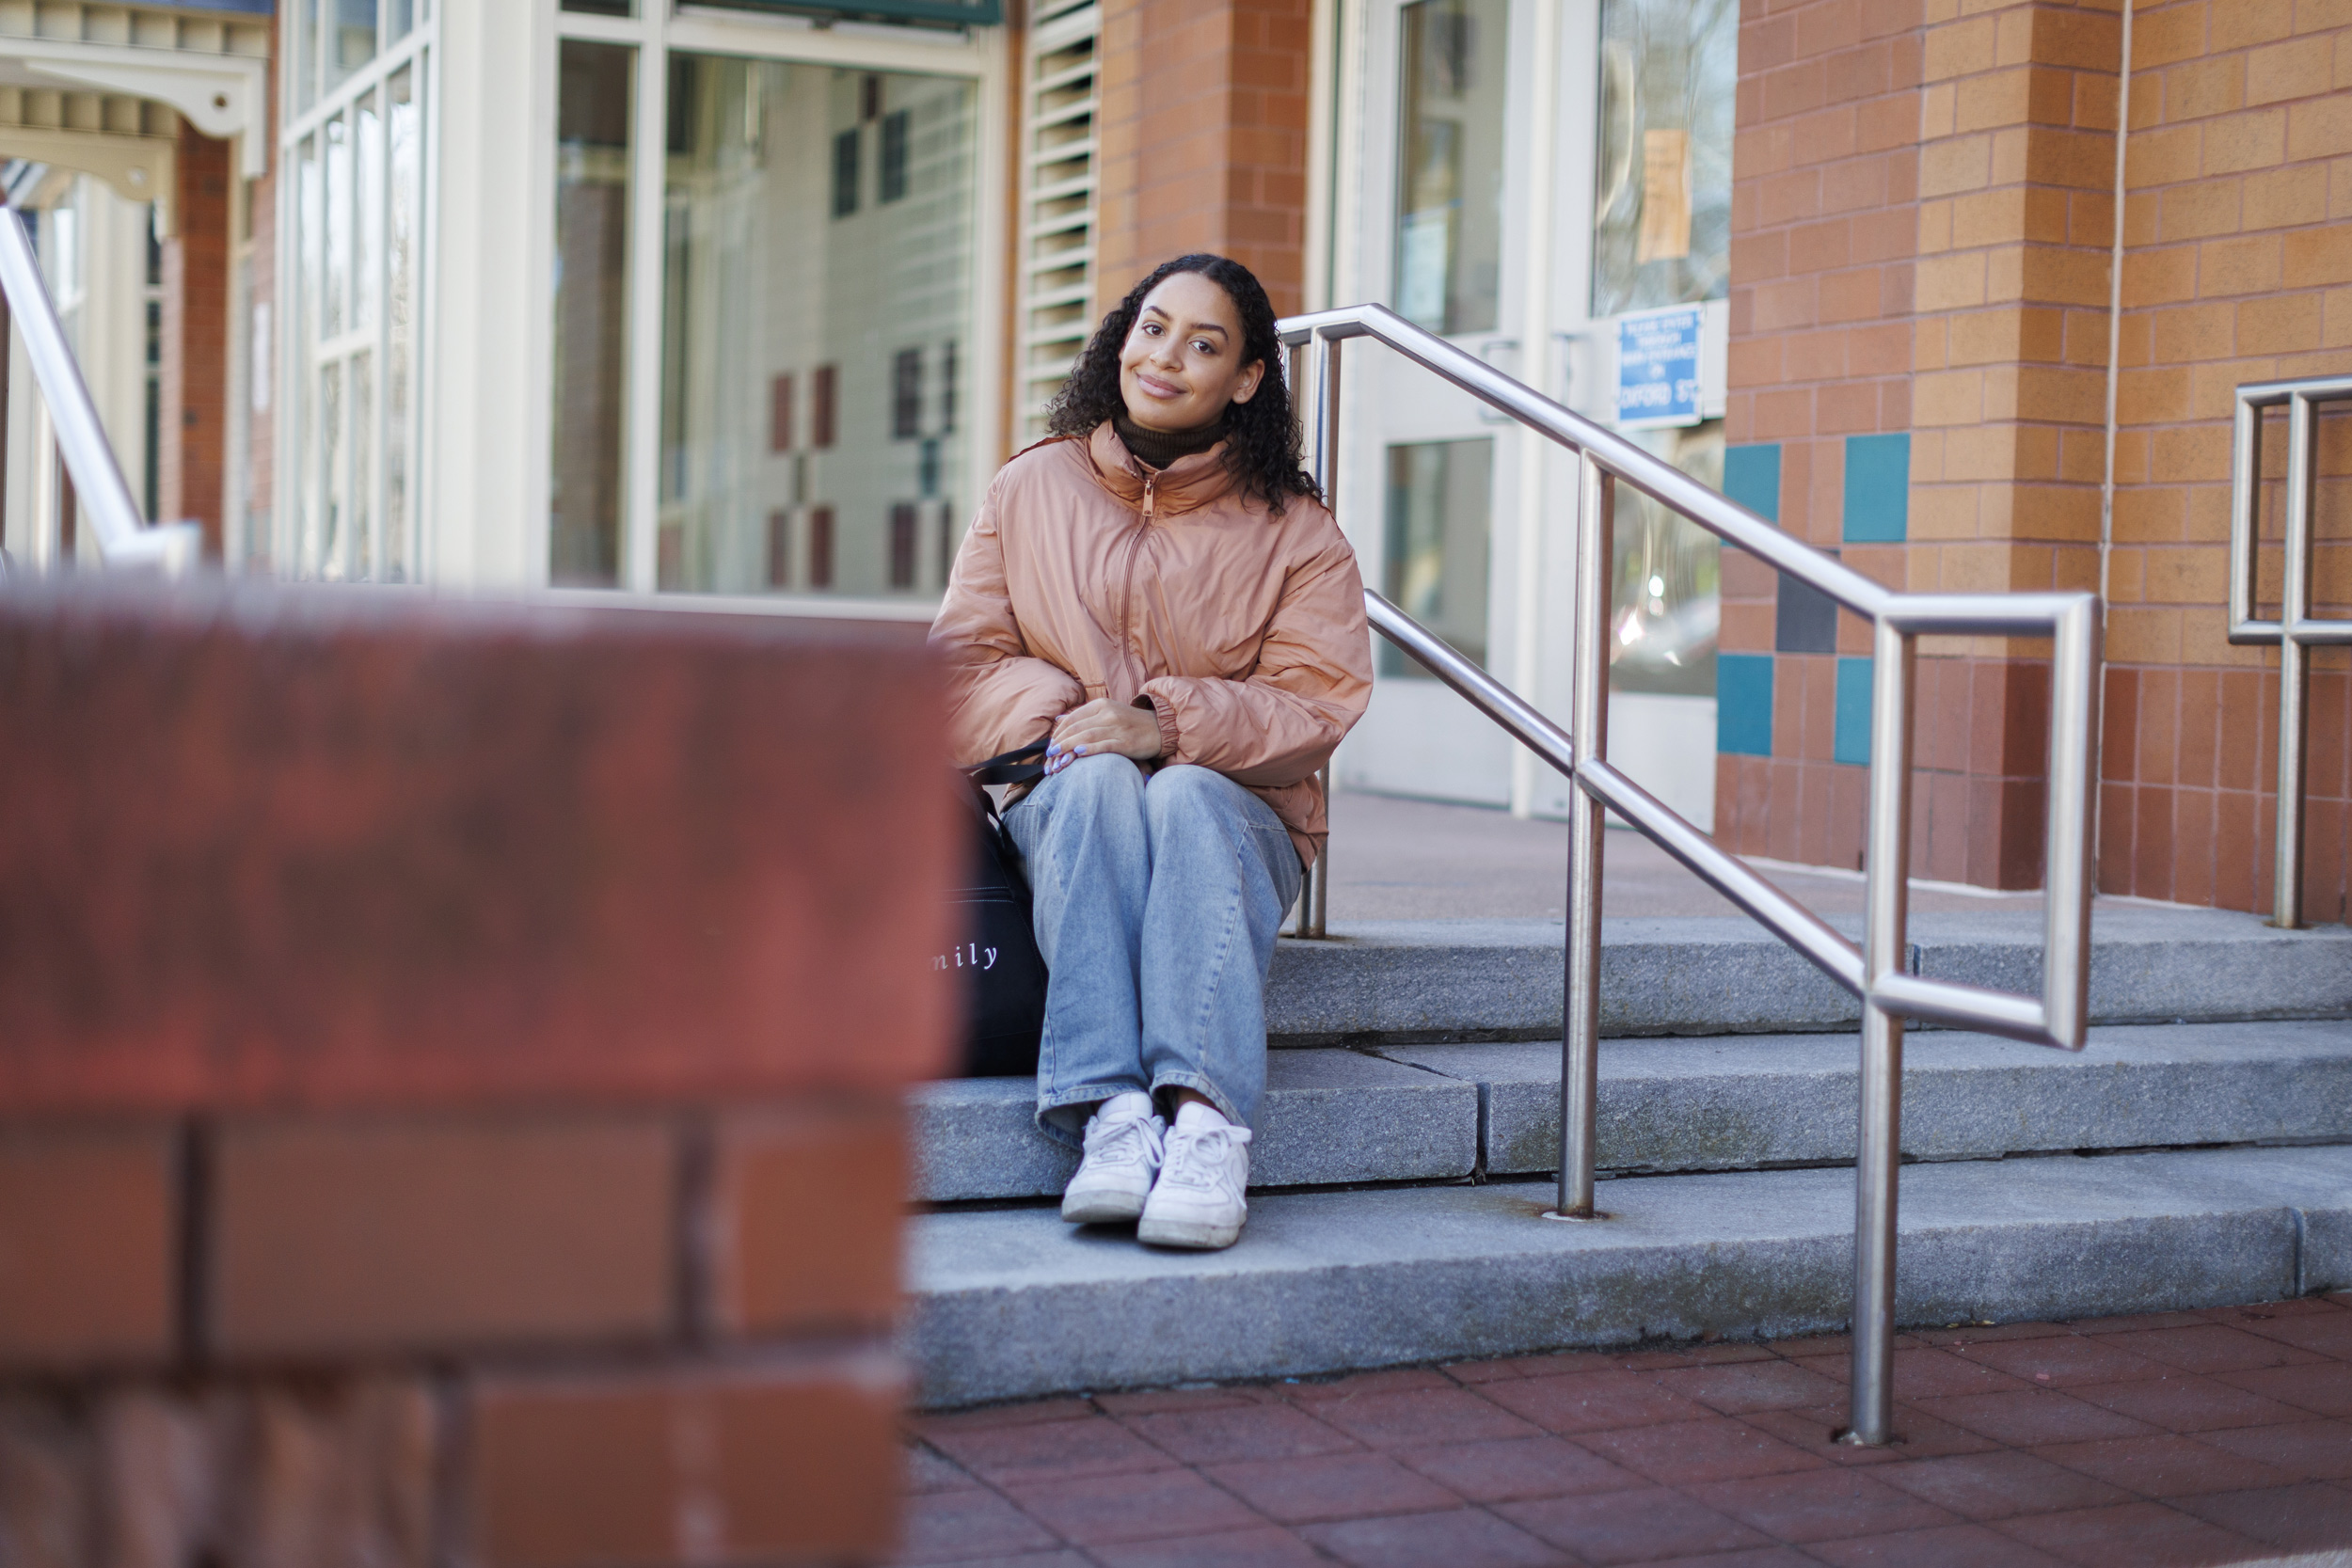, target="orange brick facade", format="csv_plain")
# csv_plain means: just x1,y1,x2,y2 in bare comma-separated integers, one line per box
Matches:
1719,0,2349,916
1093,0,1315,319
